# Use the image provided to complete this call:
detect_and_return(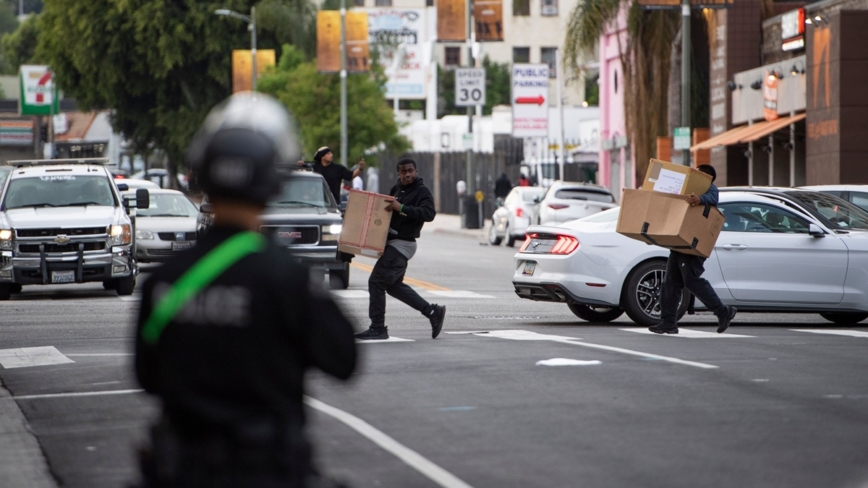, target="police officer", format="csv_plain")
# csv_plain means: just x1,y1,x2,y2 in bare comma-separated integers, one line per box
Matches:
134,93,357,488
